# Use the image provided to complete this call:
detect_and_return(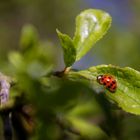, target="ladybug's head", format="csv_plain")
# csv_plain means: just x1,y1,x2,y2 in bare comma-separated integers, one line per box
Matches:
97,75,103,83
